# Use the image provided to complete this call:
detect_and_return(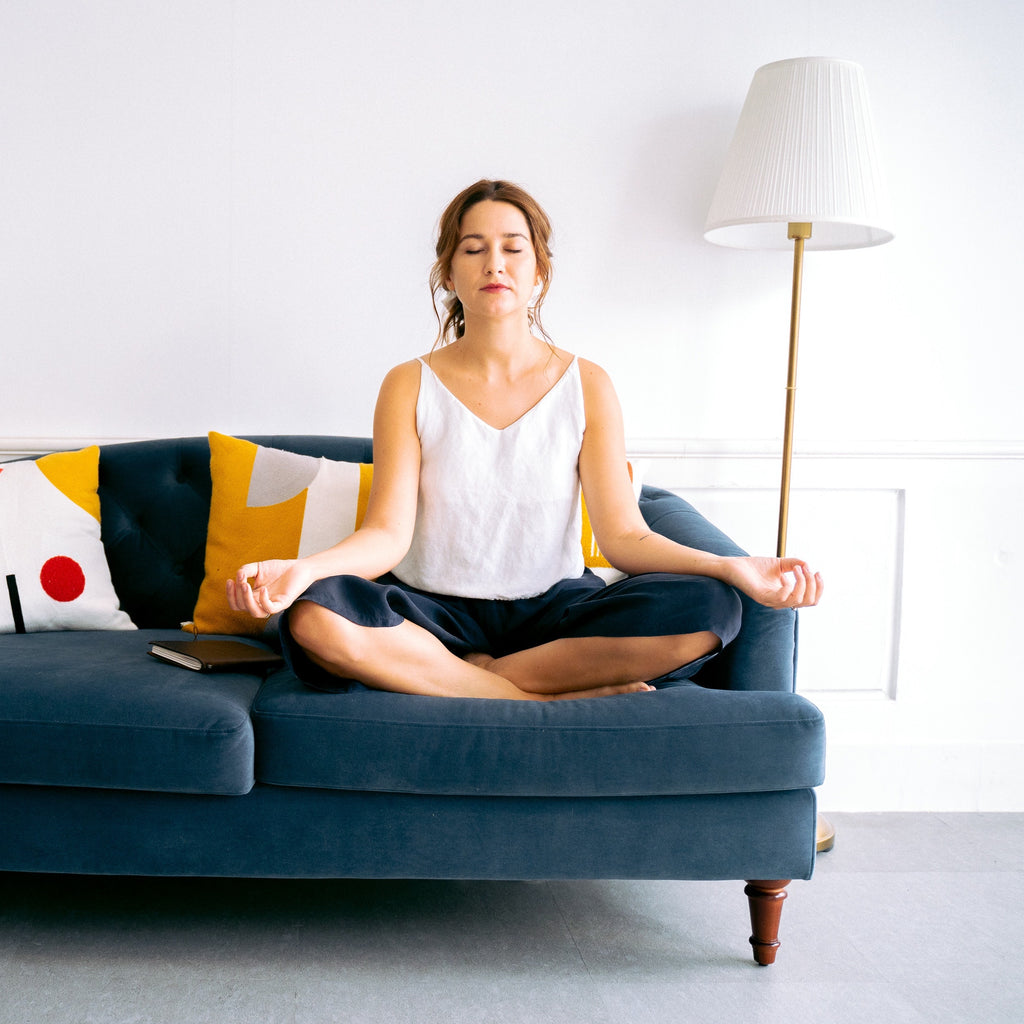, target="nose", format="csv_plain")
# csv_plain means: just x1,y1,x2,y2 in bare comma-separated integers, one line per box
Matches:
484,245,506,275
